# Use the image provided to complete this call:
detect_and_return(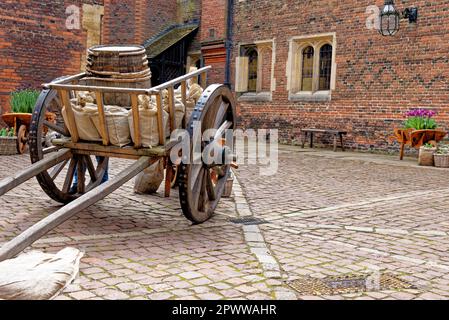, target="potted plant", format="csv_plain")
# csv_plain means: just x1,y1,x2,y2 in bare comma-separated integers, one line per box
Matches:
394,109,447,160
418,142,437,166
434,144,449,168
2,89,40,154
0,127,17,155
